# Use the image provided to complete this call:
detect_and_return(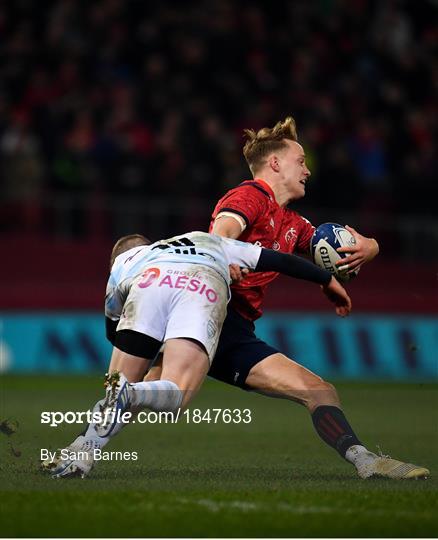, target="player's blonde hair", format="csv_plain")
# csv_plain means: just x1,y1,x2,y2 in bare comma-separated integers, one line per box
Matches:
110,233,150,268
243,116,298,175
